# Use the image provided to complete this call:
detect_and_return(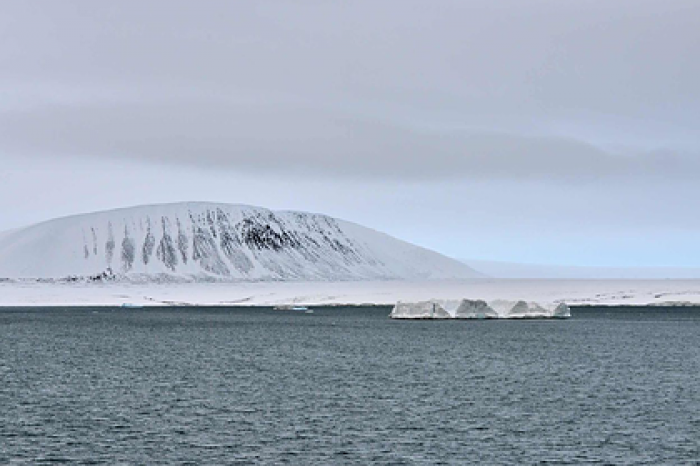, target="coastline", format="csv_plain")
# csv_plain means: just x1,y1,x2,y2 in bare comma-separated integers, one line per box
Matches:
2,279,700,308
